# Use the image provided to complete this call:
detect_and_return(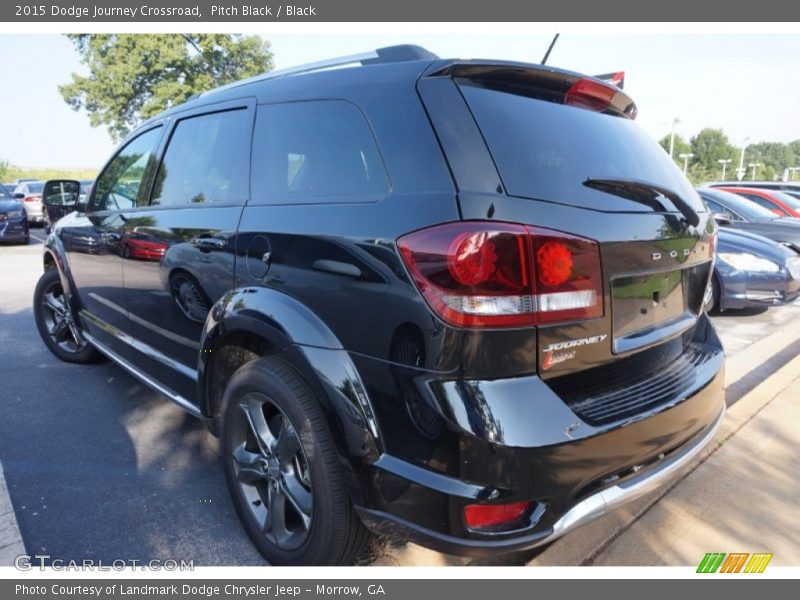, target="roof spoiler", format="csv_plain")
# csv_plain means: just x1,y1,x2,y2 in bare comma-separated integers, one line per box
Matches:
426,61,637,119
